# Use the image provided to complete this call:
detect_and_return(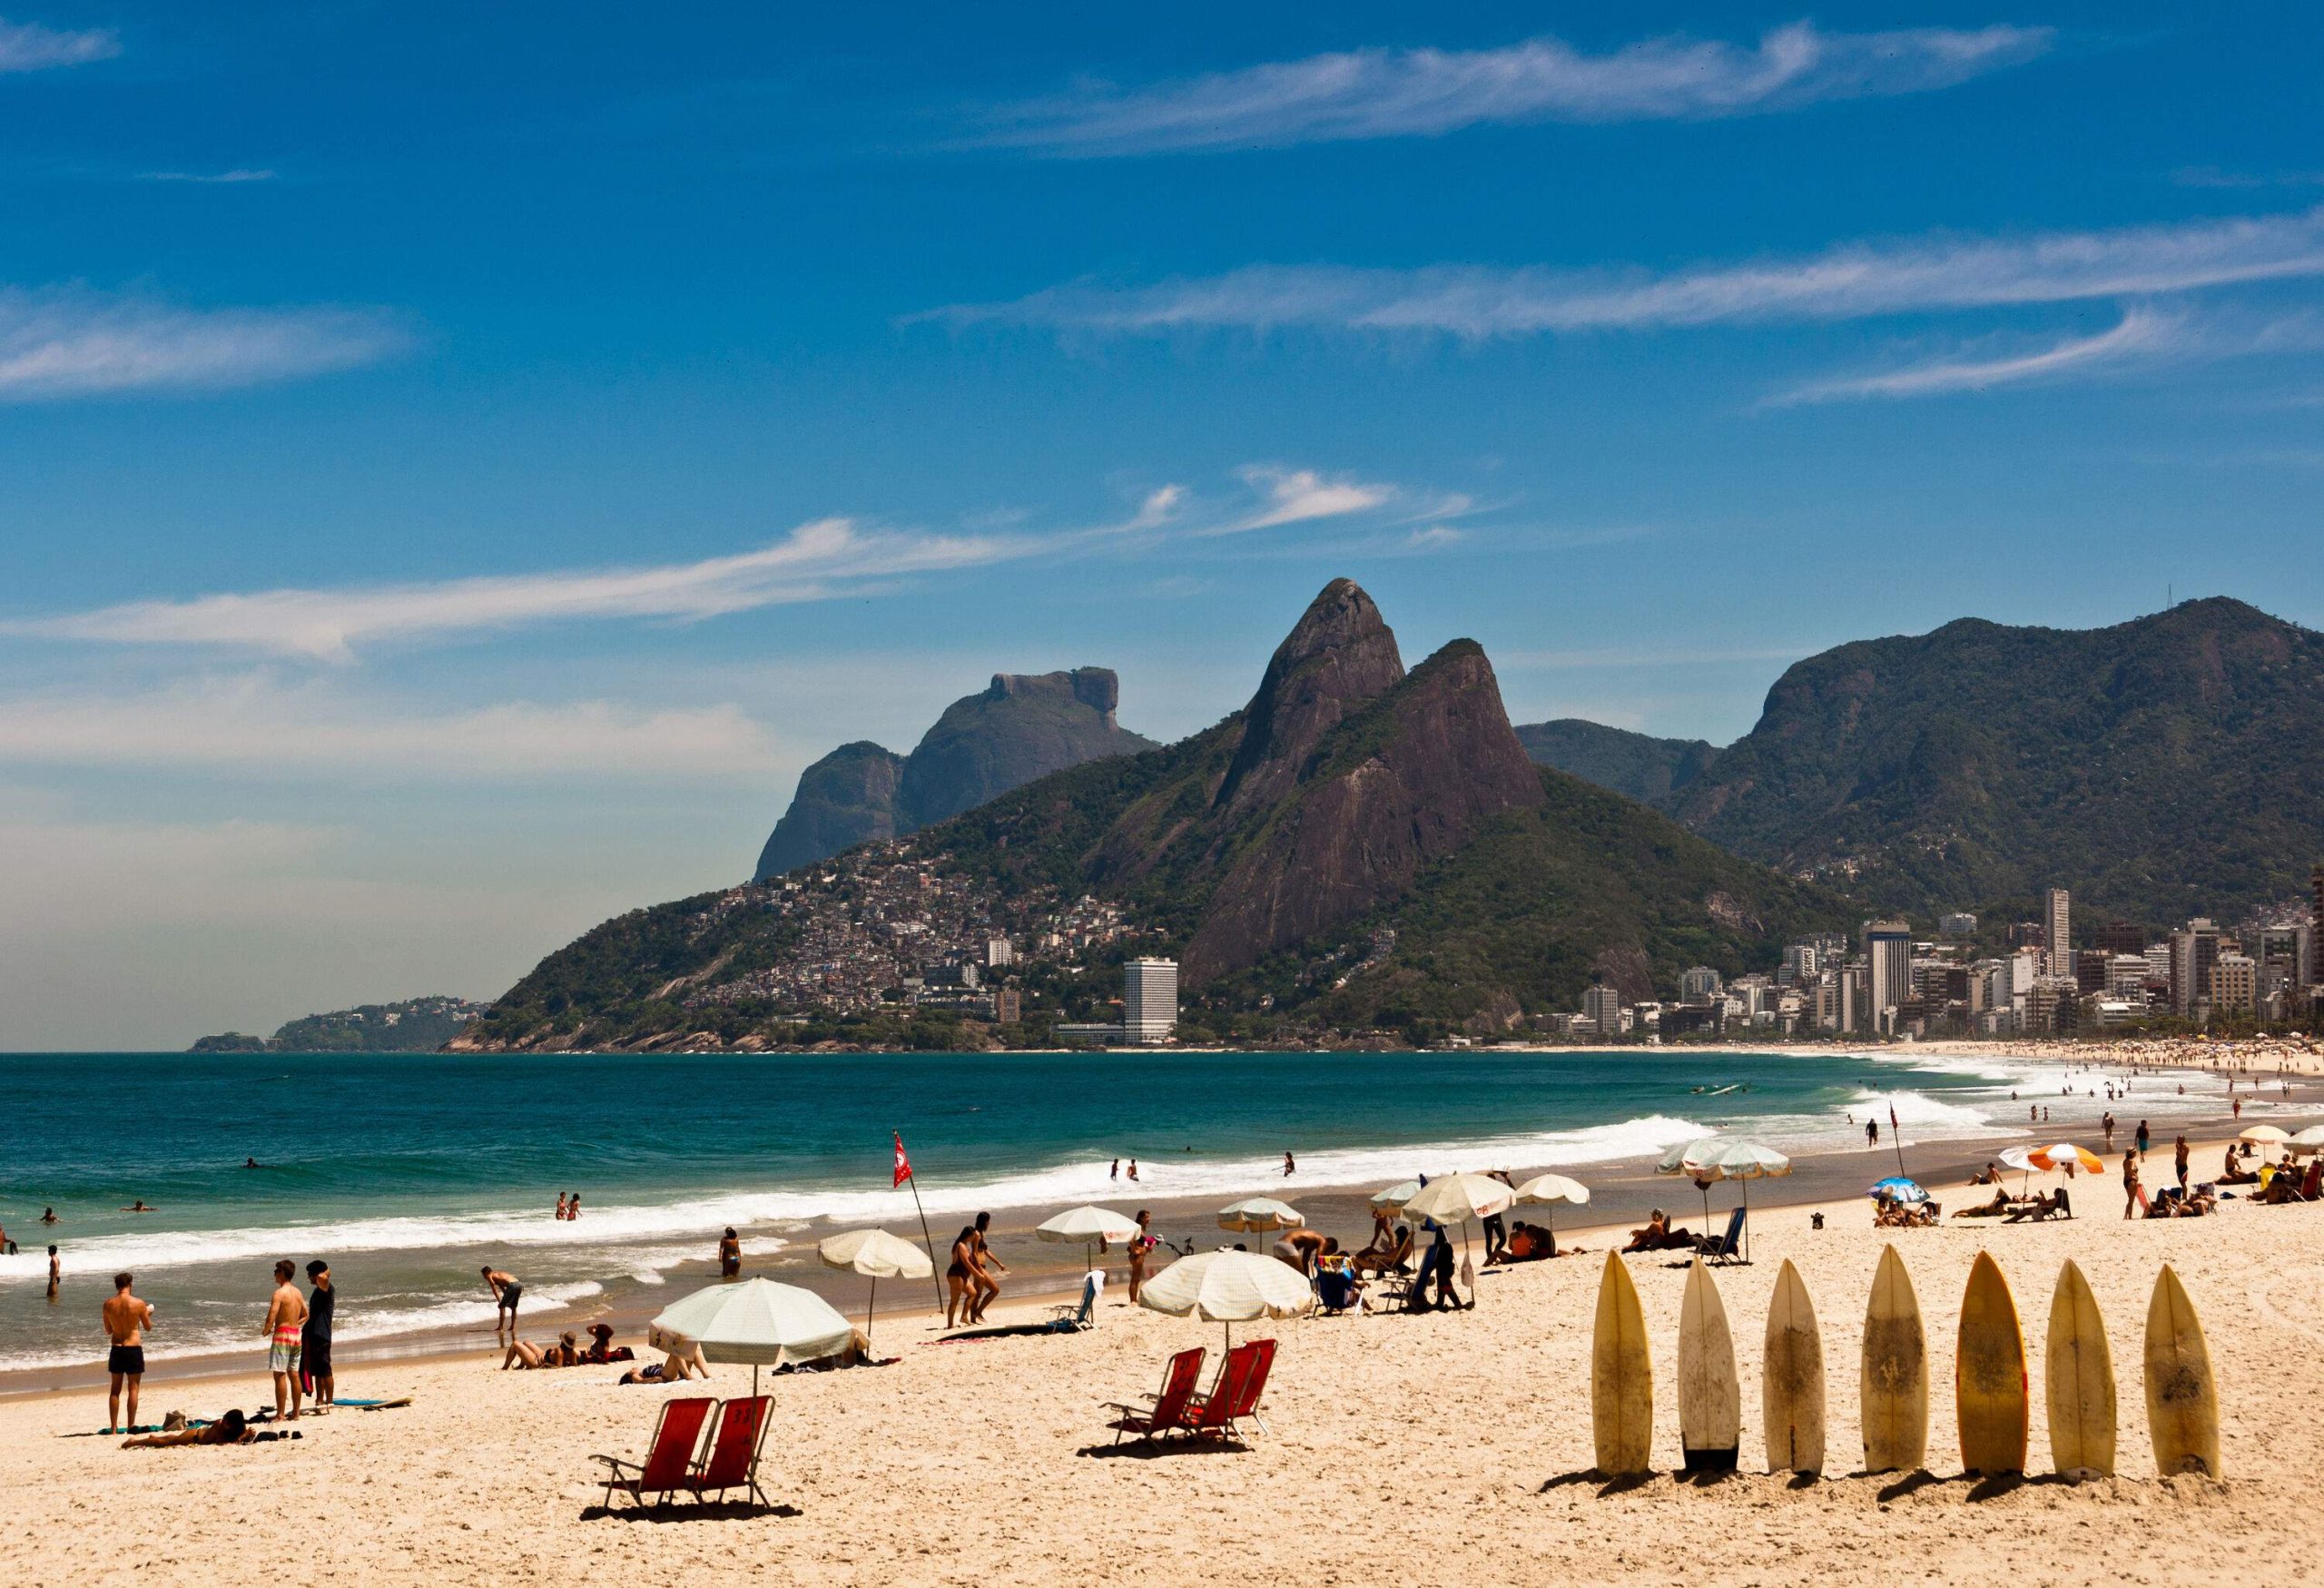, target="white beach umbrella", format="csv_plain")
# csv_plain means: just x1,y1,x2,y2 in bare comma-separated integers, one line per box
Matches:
1512,1172,1590,1247
1371,1179,1423,1212
1397,1172,1516,1226
1217,1197,1305,1234
1035,1205,1142,1269
818,1228,933,1350
1137,1248,1315,1353
1679,1139,1790,1263
2240,1124,2292,1142
650,1277,856,1396
1656,1136,1730,1231
2288,1125,2324,1154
